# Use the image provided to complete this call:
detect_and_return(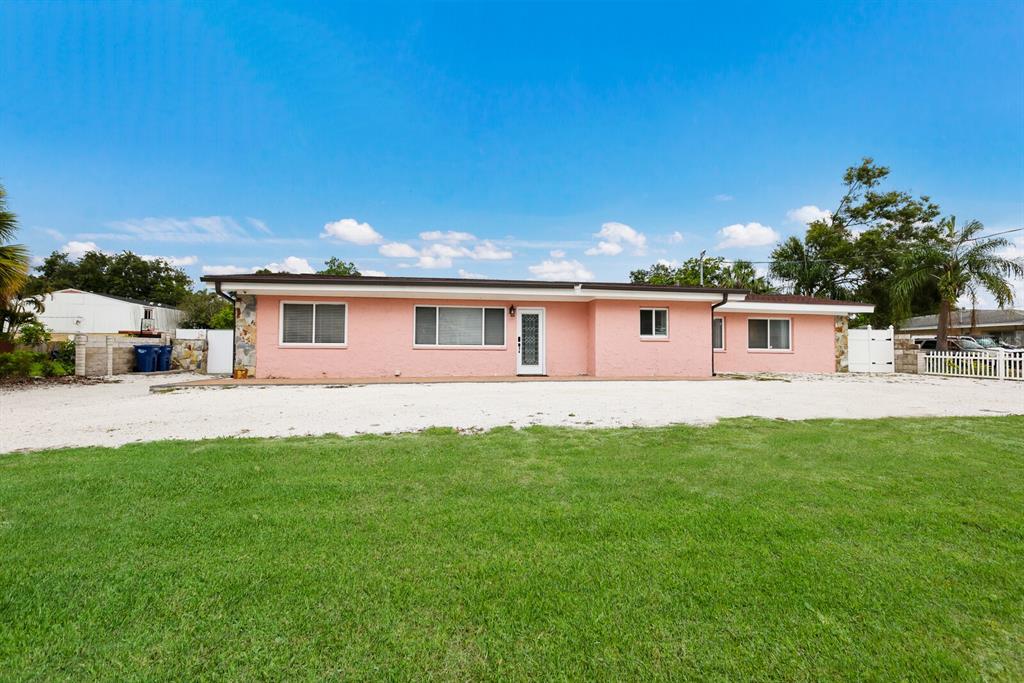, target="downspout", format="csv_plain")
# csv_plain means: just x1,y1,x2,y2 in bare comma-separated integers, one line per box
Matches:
710,292,729,376
214,281,237,373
